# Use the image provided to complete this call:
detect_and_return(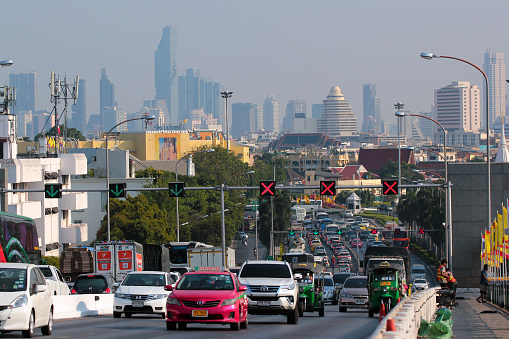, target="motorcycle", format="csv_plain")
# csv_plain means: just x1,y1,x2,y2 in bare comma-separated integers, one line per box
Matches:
242,239,248,247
